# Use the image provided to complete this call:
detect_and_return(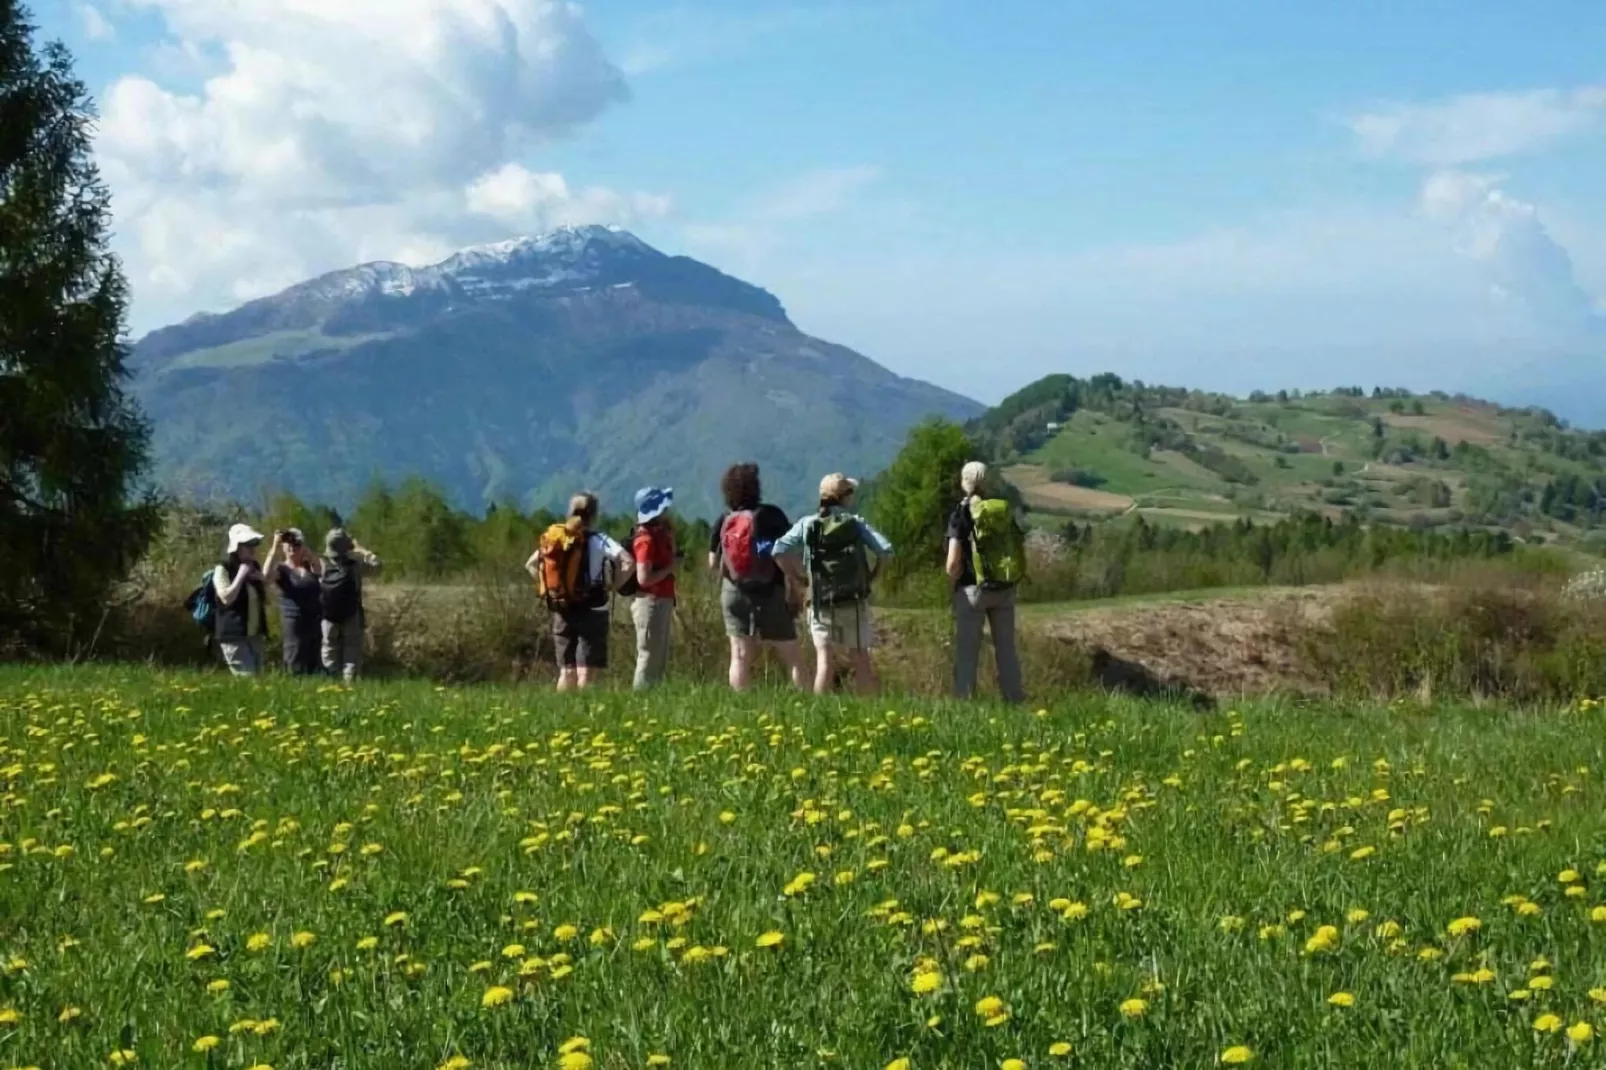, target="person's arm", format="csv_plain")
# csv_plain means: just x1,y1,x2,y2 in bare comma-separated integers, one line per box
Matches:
635,532,675,588
856,518,895,557
945,538,965,589
352,543,382,575
708,518,723,574
772,517,810,588
213,564,251,606
261,535,283,577
525,548,542,581
613,546,637,590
